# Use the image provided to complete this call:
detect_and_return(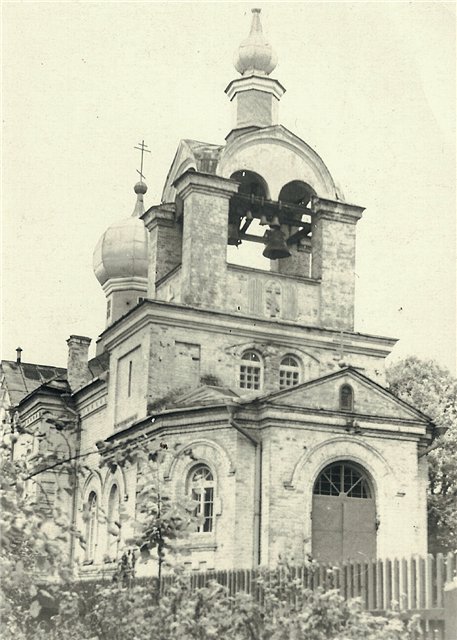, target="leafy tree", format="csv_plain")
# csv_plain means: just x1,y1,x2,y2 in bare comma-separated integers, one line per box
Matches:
387,356,457,553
